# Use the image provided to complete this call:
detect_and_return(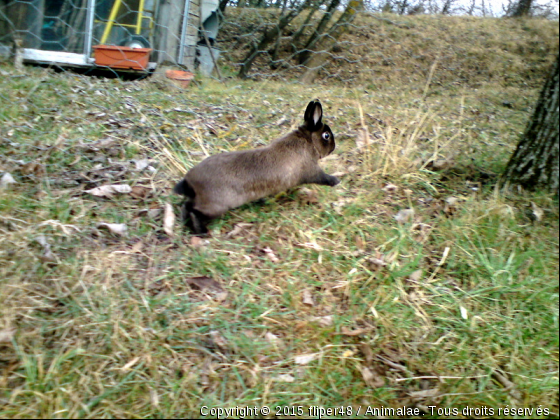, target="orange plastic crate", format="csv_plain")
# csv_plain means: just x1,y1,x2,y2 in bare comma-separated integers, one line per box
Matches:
93,45,152,70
